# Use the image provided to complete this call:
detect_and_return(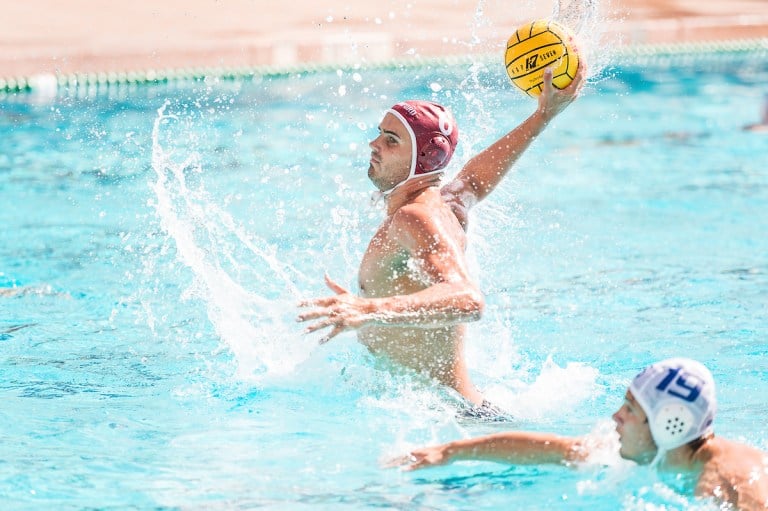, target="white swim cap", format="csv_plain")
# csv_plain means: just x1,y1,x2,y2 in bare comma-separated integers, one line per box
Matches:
629,358,717,451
